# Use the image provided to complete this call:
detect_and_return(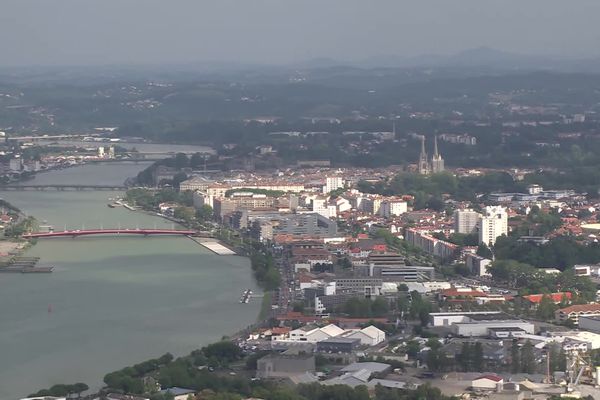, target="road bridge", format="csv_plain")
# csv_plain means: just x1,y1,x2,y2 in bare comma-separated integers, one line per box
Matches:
1,184,127,191
23,229,196,239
